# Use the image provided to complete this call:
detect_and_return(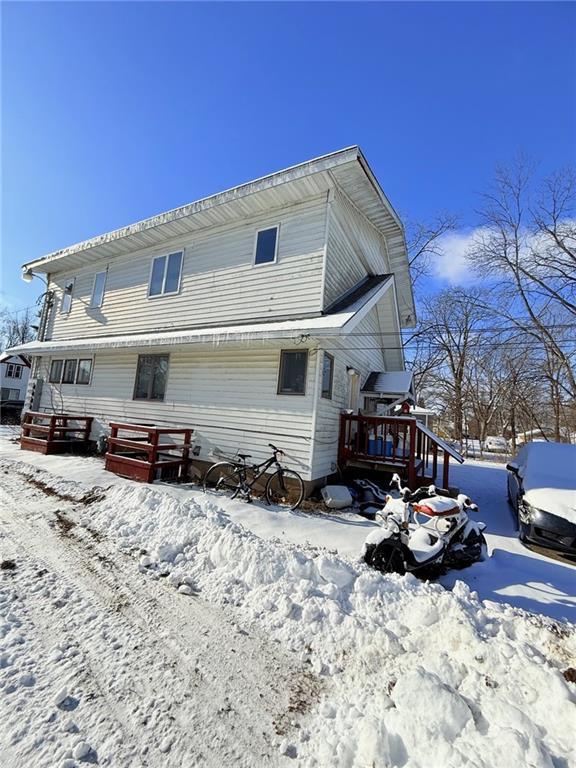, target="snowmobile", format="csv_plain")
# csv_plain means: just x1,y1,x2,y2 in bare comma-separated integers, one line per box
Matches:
361,474,487,576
